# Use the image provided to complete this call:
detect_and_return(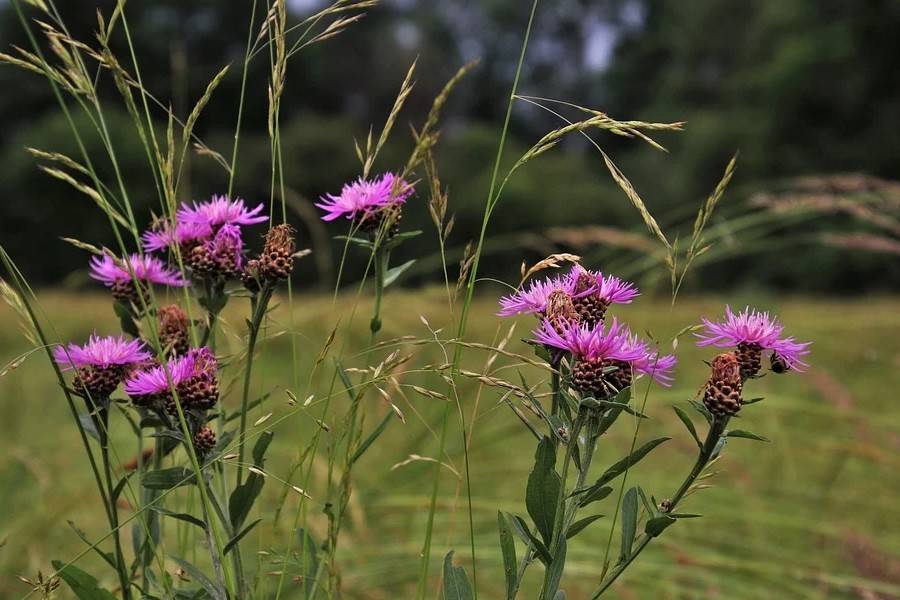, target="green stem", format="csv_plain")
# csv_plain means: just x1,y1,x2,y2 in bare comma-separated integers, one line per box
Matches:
236,286,273,487
539,412,584,600
416,3,541,596
95,407,132,600
369,247,388,337
591,416,729,598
